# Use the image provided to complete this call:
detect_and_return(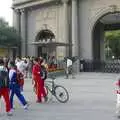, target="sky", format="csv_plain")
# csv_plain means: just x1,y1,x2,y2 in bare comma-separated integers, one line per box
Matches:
0,0,13,26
